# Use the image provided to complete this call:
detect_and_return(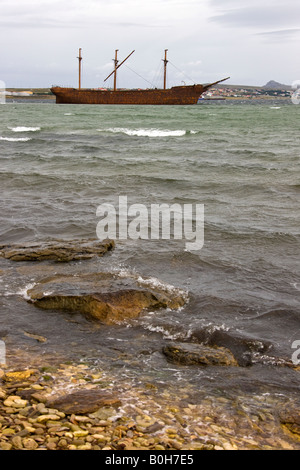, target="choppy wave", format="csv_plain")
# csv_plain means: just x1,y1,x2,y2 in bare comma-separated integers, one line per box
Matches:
8,126,41,132
107,266,189,302
102,127,197,137
0,136,32,142
1,102,300,396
